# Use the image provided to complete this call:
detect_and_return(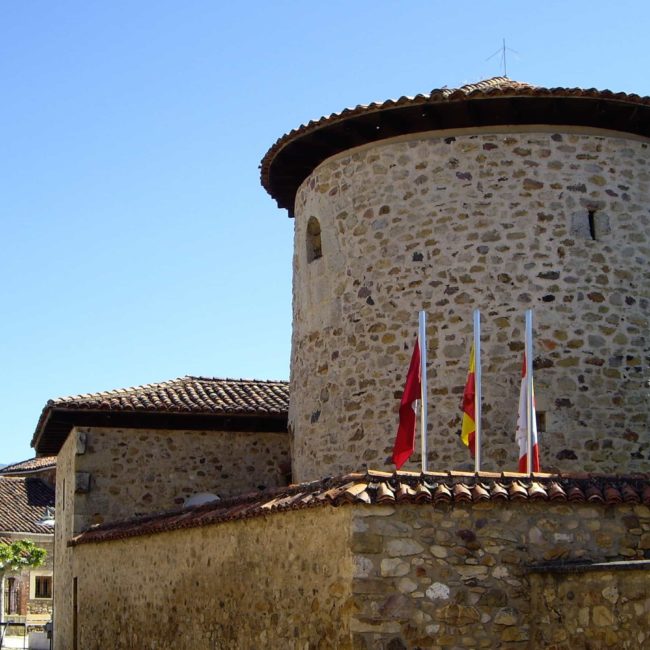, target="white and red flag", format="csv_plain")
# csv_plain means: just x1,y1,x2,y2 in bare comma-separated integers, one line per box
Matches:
391,337,422,470
515,354,540,472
